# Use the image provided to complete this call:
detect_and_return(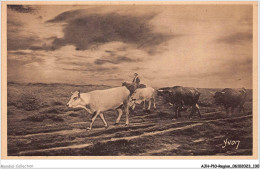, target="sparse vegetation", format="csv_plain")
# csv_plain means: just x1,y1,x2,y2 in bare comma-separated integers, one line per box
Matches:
68,113,80,117
24,114,64,122
39,107,64,114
